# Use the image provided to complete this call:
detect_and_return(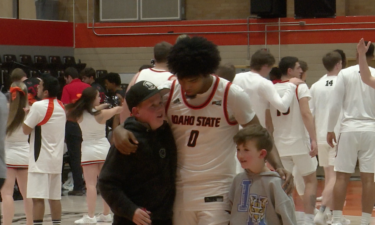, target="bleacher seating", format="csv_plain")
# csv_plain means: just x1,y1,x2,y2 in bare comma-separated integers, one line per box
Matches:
0,54,89,93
